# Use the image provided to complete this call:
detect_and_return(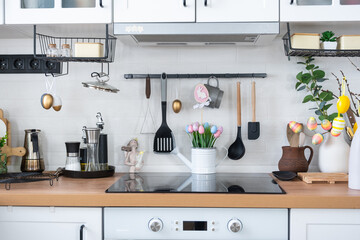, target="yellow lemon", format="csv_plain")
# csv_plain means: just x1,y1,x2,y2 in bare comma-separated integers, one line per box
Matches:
337,95,350,114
